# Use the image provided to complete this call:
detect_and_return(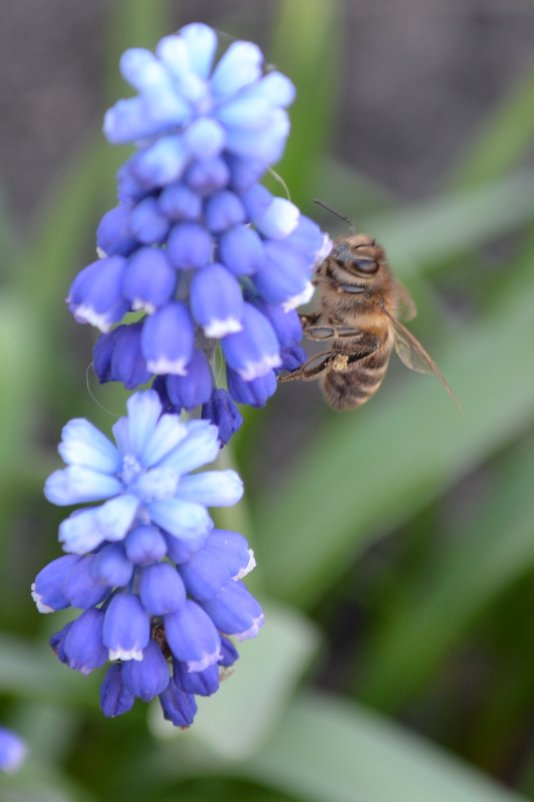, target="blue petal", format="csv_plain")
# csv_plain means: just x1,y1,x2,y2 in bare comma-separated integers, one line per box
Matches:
45,466,122,506
139,563,186,614
216,95,272,129
204,190,245,233
201,388,243,446
175,470,243,507
167,222,213,270
218,225,266,276
142,87,191,128
227,368,277,408
190,264,244,337
97,205,137,257
210,41,263,97
179,23,218,79
165,531,205,564
143,80,191,126
164,600,221,671
165,349,213,410
132,136,188,187
125,524,168,565
59,494,139,553
50,622,72,665
117,160,147,201
279,344,307,371
133,466,181,501
201,581,264,640
225,109,290,163
156,35,190,79
173,658,219,696
31,555,80,613
152,374,179,414
125,390,162,457
119,48,159,89
183,118,225,160
179,530,254,601
62,555,110,609
156,420,219,473
253,242,314,307
111,416,130,454
280,283,315,313
63,609,108,675
92,330,117,384
216,71,295,126
122,248,176,313
91,544,133,588
284,215,330,259
140,412,188,467
256,71,296,107
93,323,151,390
104,97,167,145
239,183,272,219
148,498,213,541
129,197,169,245
221,303,281,380
152,376,182,417
67,256,129,332
159,184,201,220
203,530,255,581
219,635,239,668
137,390,175,429
185,157,229,194
103,593,150,661
141,302,195,375
252,300,303,347
227,154,267,191
122,640,170,701
100,663,135,718
119,50,188,125
58,418,121,474
254,198,300,239
58,508,102,554
159,680,197,727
